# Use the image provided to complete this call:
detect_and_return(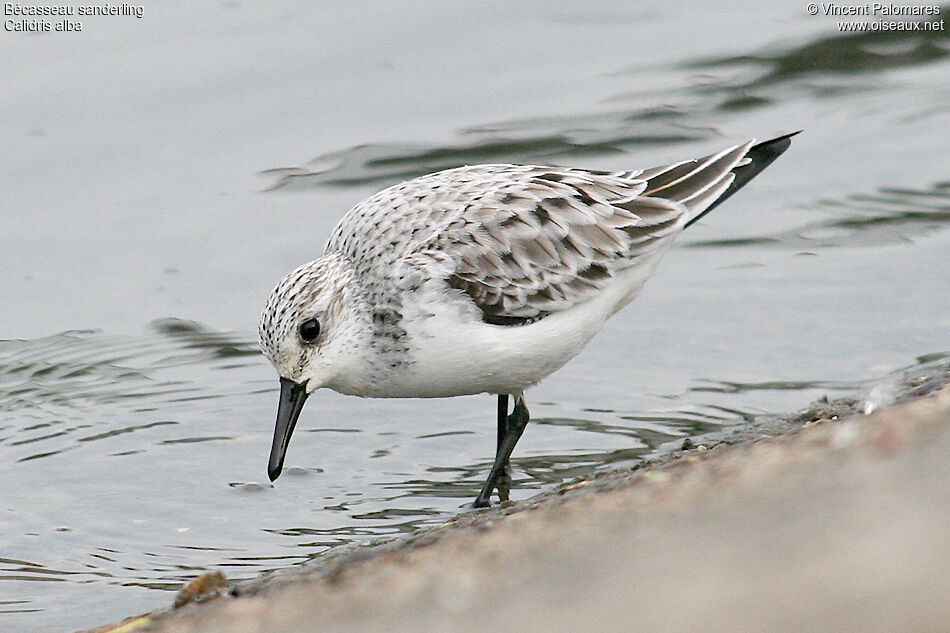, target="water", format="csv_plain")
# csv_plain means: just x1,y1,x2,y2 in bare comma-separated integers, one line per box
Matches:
3,2,949,630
